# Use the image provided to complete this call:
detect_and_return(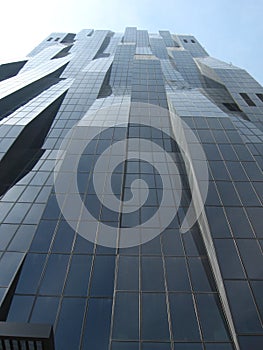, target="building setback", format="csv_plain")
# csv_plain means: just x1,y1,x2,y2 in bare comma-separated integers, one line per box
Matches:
0,27,262,350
